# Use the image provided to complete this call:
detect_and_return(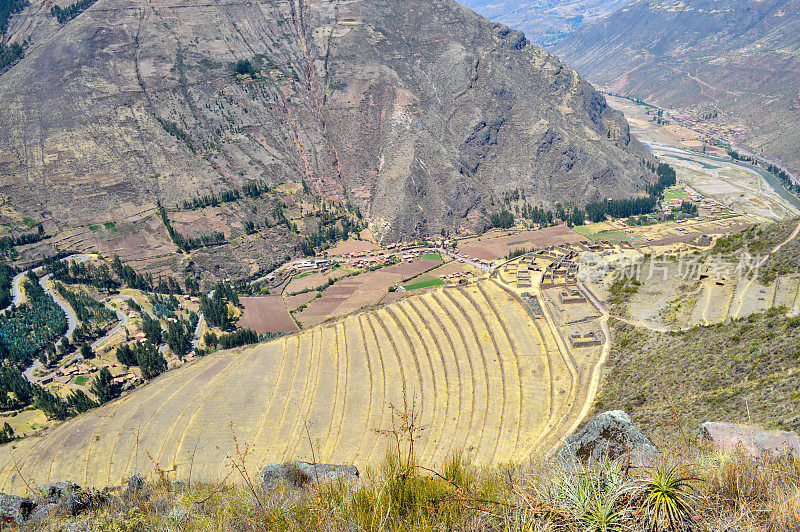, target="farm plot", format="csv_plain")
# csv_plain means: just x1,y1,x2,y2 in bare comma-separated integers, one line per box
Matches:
239,296,299,335
0,281,589,494
284,268,351,294
459,226,584,260
295,258,442,327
